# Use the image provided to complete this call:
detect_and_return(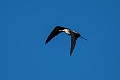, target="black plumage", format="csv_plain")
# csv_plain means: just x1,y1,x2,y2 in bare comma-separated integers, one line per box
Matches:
45,26,87,56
